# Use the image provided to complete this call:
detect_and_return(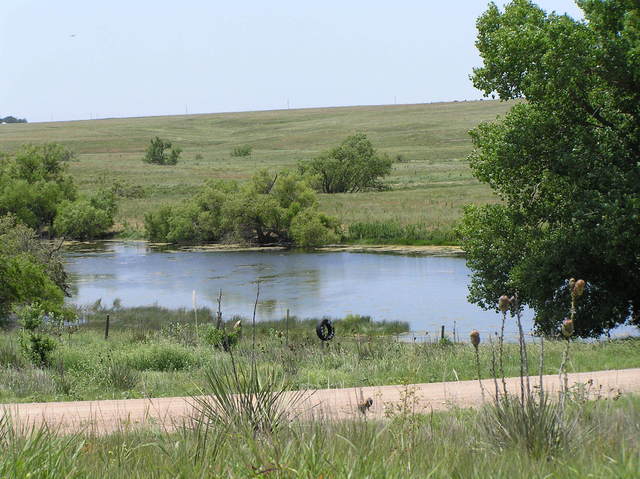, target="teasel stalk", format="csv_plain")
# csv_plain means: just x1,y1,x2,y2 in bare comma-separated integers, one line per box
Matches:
470,330,485,401
498,295,510,397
